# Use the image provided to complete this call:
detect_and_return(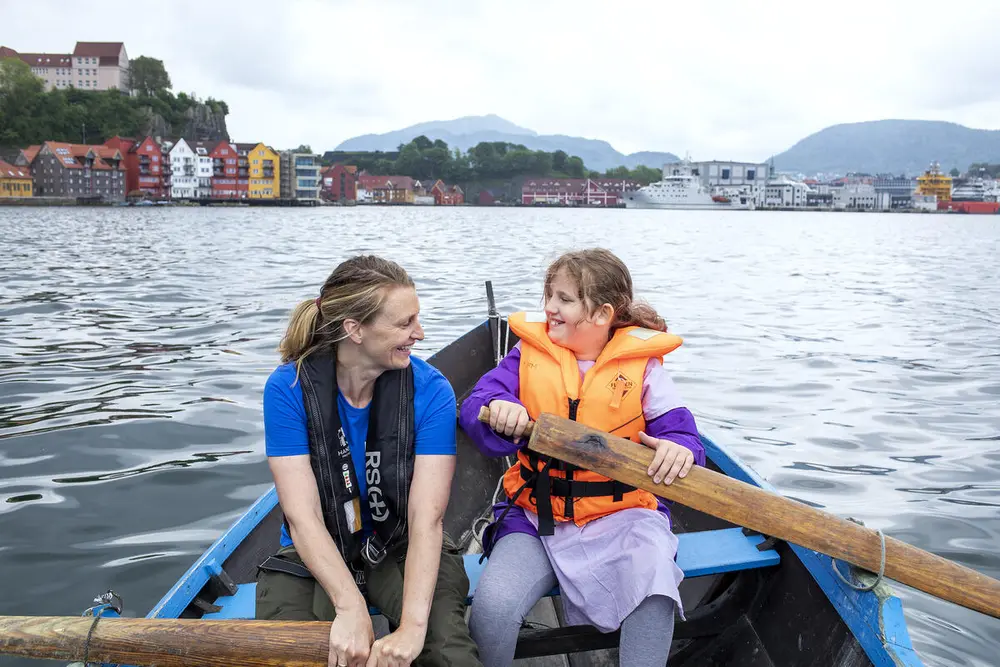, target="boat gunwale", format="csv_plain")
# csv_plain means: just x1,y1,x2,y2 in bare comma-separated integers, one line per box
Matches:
141,319,921,666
